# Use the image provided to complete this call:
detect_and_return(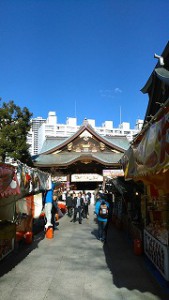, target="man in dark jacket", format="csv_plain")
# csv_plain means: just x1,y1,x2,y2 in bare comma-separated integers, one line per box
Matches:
51,197,59,230
72,192,84,224
66,192,73,217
